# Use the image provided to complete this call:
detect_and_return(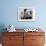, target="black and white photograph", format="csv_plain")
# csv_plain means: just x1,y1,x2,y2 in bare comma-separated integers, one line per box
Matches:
18,7,35,21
